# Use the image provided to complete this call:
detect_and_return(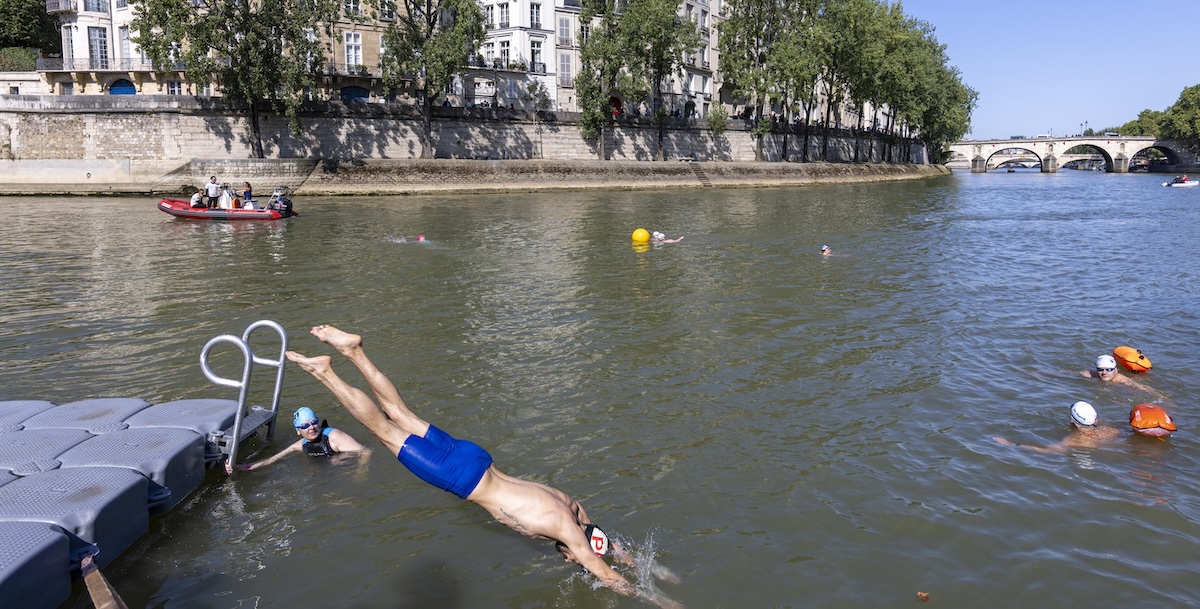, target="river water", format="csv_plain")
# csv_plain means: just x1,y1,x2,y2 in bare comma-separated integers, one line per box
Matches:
3,168,1199,608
